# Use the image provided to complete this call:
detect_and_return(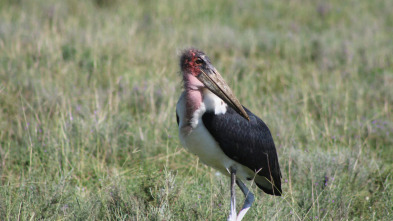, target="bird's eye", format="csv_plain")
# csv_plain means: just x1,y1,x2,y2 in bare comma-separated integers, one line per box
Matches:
195,58,203,64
